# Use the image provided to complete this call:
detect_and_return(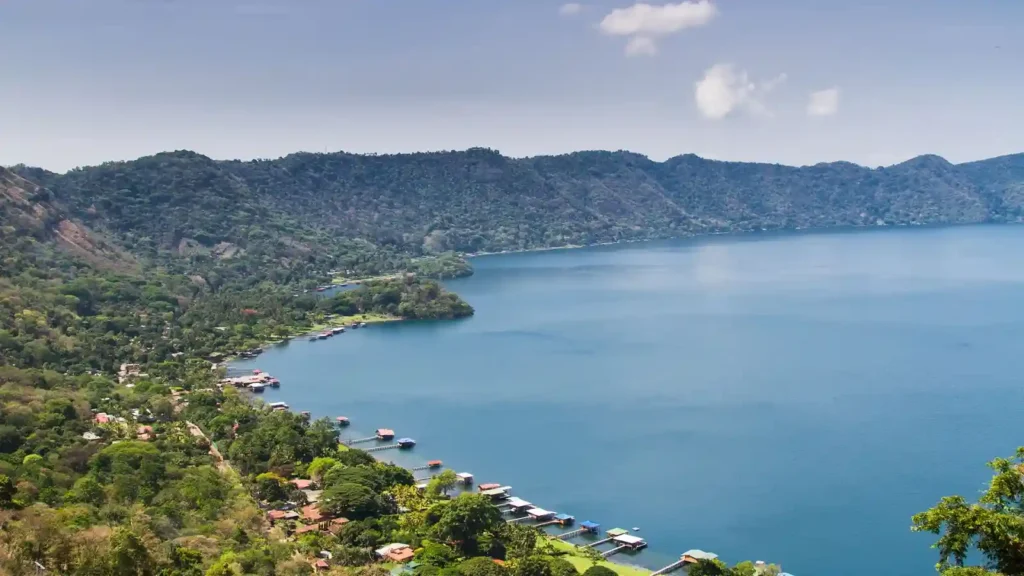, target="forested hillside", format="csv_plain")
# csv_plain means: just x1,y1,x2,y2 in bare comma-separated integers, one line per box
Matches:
14,149,1024,262
4,148,1024,575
